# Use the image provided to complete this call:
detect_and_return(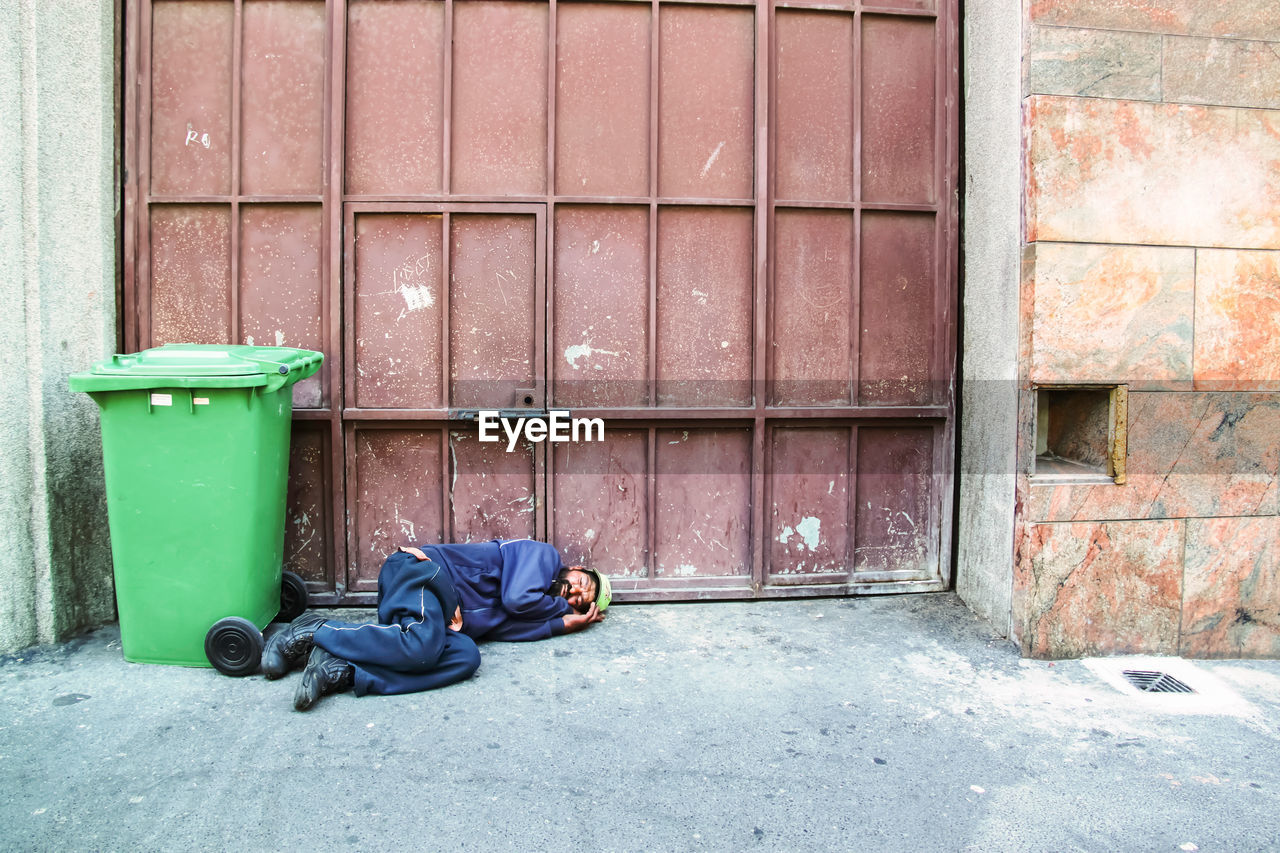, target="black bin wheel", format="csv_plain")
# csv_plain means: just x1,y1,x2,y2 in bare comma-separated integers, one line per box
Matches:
205,617,264,677
275,570,309,624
